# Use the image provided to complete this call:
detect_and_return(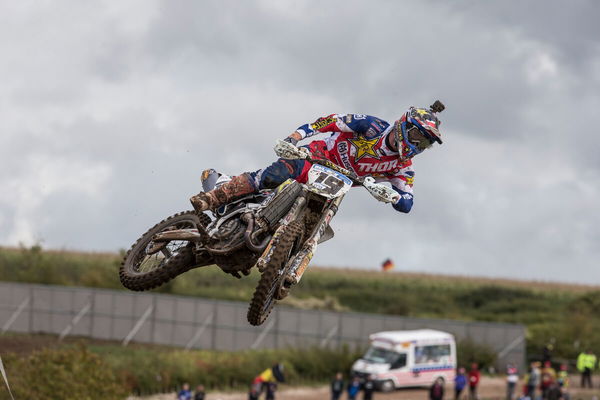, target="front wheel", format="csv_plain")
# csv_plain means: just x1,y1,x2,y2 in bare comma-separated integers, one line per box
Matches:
120,211,211,291
247,220,305,326
379,380,395,393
